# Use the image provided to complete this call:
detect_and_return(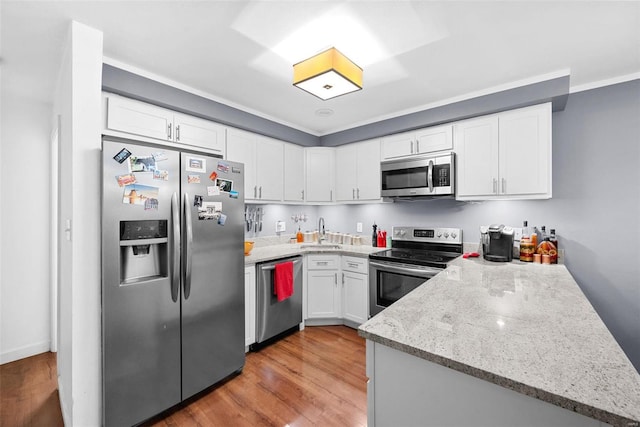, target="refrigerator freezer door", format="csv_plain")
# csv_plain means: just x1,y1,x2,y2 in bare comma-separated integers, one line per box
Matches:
102,139,182,426
180,155,245,399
